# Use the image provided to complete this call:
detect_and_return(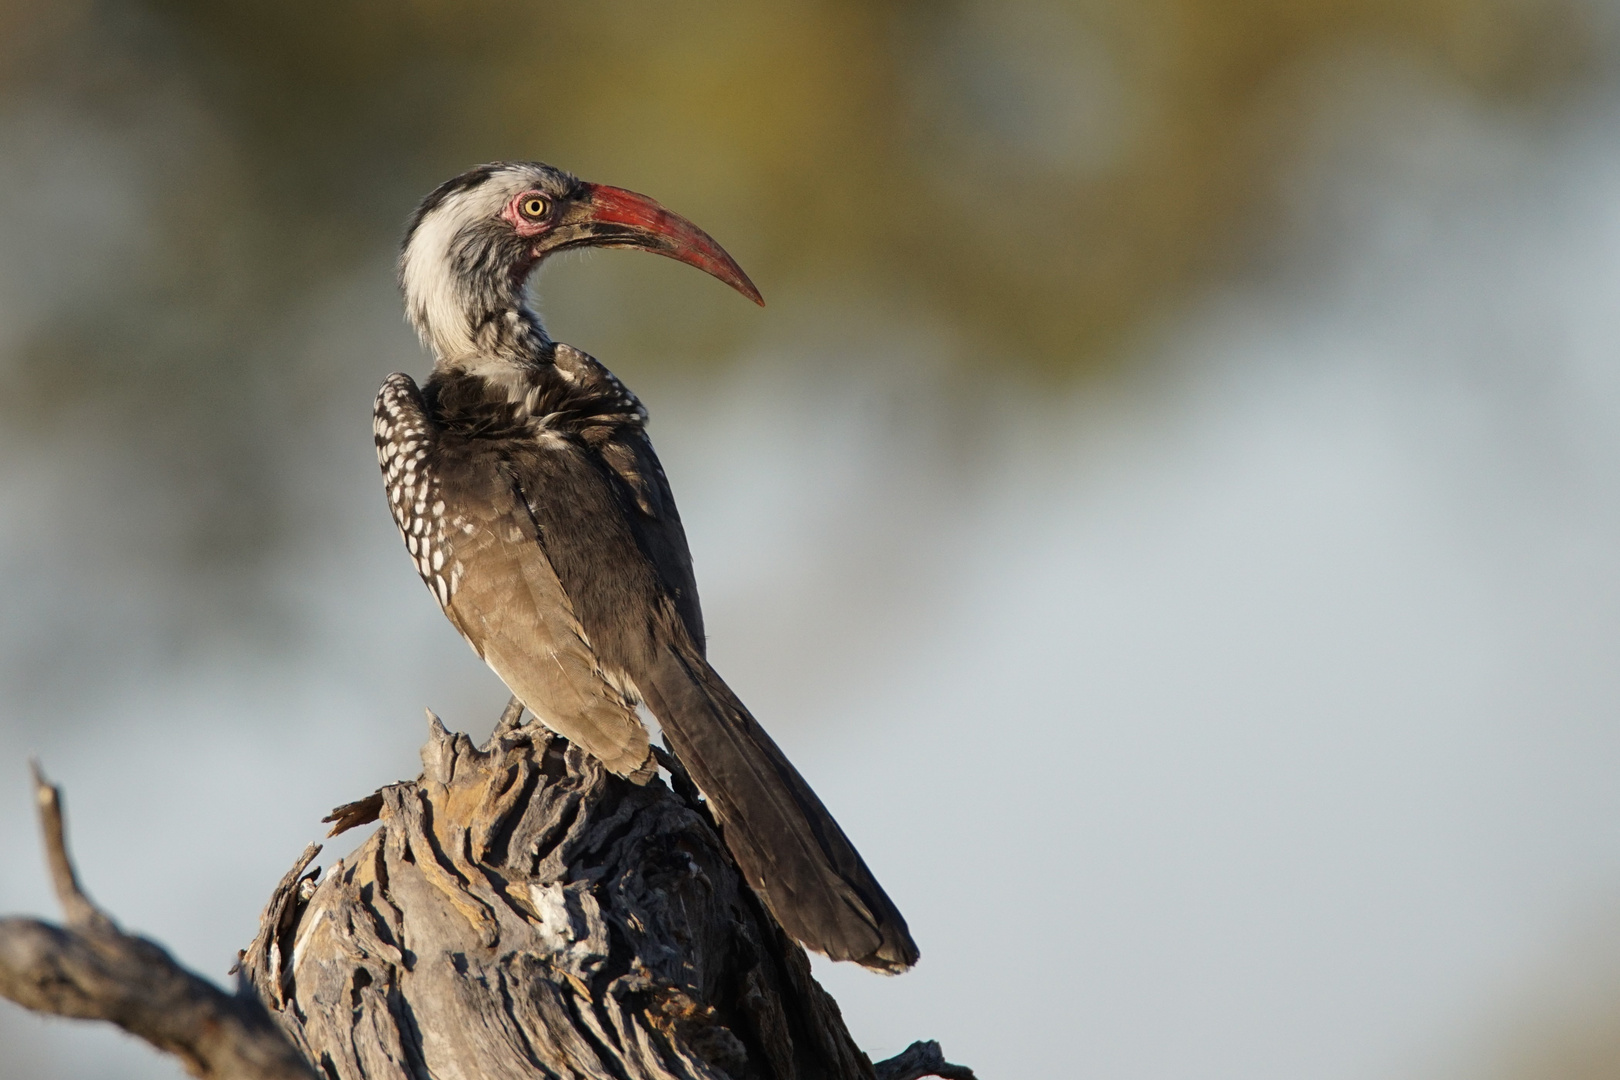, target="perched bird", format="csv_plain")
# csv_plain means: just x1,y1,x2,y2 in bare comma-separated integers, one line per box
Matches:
375,162,918,973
